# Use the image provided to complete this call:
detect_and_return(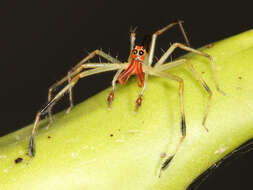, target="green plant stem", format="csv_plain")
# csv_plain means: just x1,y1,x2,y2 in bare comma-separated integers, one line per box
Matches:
0,30,253,190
